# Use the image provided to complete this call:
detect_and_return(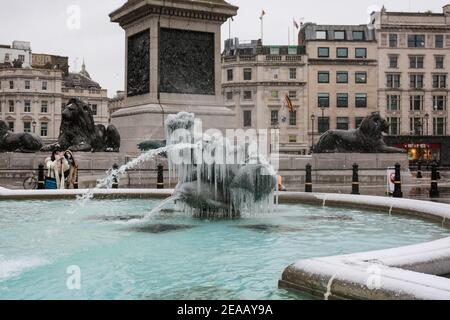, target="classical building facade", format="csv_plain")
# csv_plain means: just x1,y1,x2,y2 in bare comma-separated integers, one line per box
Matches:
0,48,109,143
0,67,63,143
298,24,379,150
222,39,309,154
371,5,450,164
